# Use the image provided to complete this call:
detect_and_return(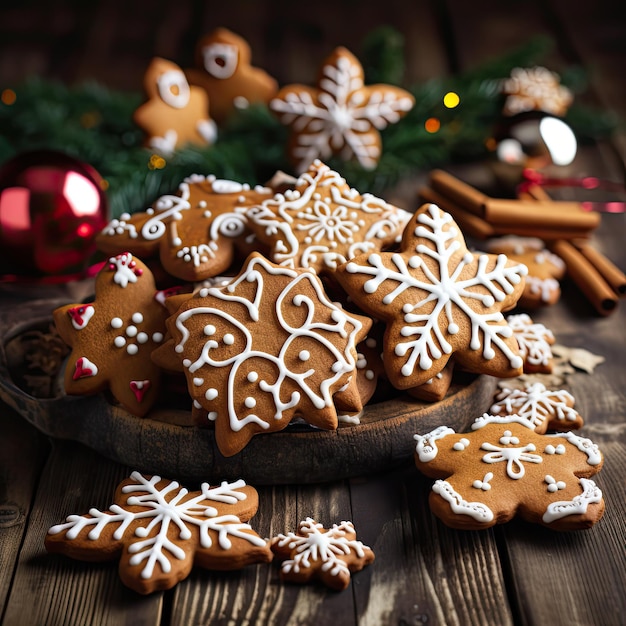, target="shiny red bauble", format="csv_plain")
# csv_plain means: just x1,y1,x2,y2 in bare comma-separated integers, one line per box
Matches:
0,150,109,281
